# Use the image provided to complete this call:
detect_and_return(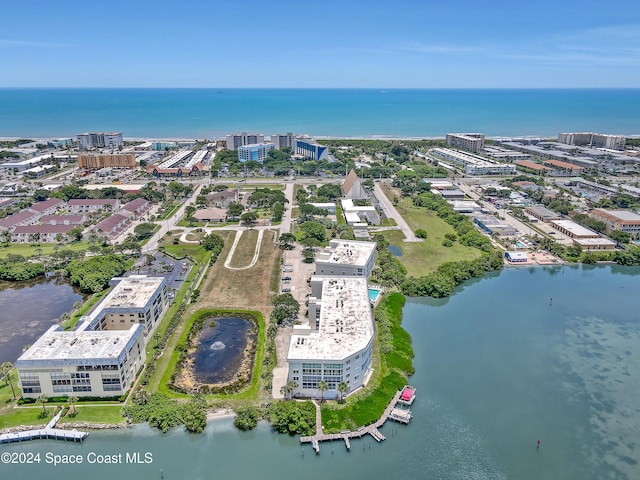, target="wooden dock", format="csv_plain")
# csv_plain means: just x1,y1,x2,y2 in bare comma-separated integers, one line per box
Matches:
300,388,411,453
0,410,89,445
